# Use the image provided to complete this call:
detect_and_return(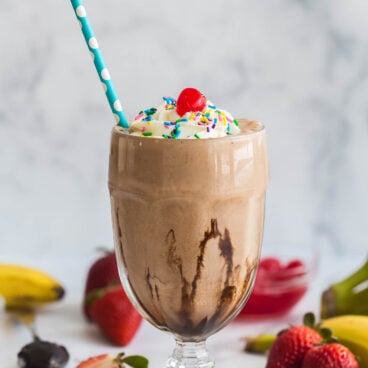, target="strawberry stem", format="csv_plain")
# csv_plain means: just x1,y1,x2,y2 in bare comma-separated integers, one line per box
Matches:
95,245,114,254
303,312,316,328
321,258,368,318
